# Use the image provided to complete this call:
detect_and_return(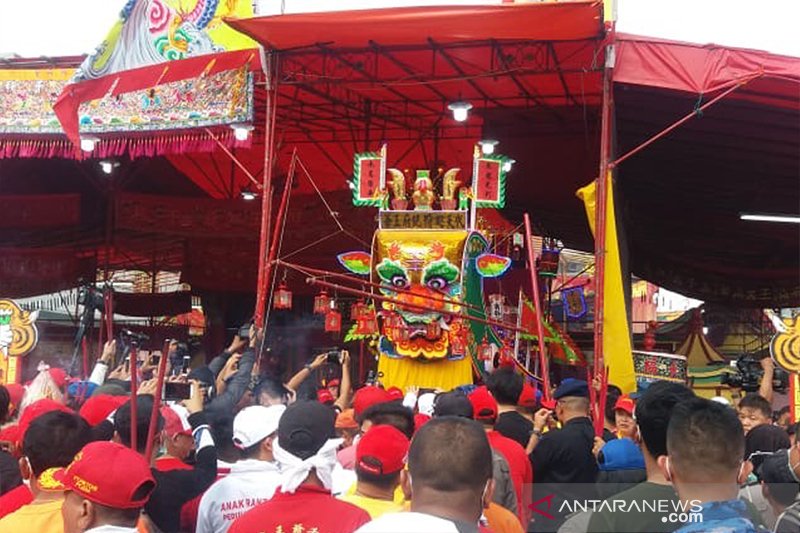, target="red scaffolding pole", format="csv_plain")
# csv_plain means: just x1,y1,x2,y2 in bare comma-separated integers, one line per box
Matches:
592,14,616,436
254,51,280,326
